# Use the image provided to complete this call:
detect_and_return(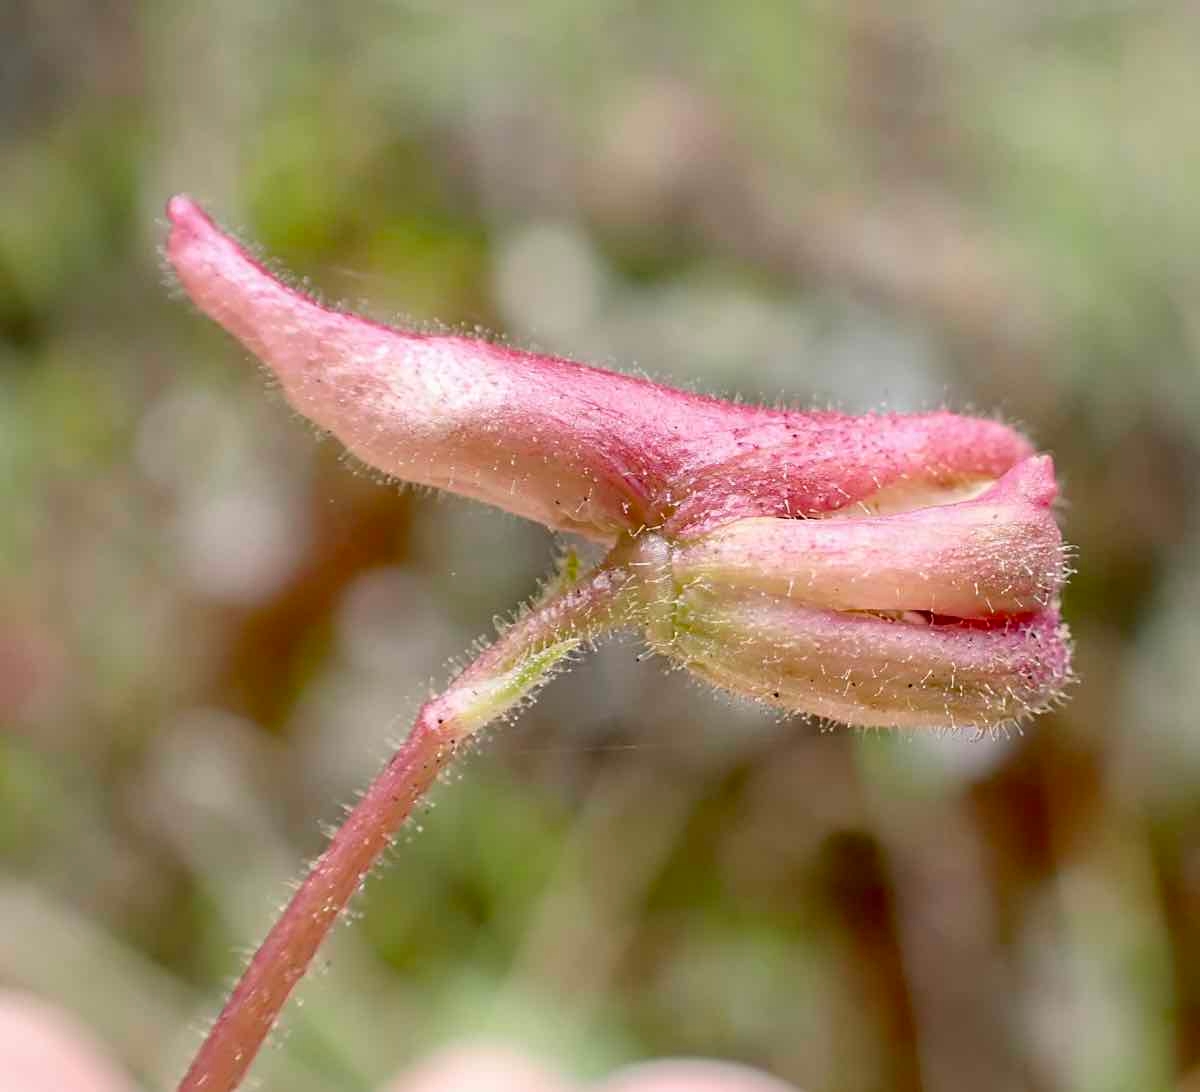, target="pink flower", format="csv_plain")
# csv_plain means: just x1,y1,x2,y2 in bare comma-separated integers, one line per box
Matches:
167,195,1069,731
164,195,1072,1091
